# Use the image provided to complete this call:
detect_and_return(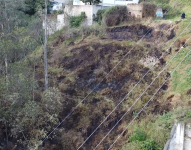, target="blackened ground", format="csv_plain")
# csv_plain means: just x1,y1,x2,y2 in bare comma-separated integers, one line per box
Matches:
35,23,176,150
